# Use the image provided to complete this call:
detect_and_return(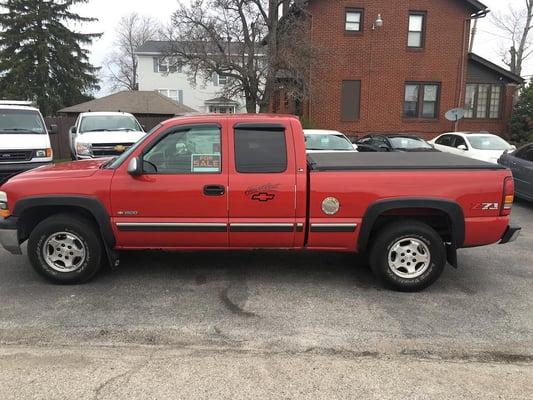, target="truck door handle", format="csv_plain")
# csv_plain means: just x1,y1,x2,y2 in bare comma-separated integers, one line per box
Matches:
203,185,225,196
